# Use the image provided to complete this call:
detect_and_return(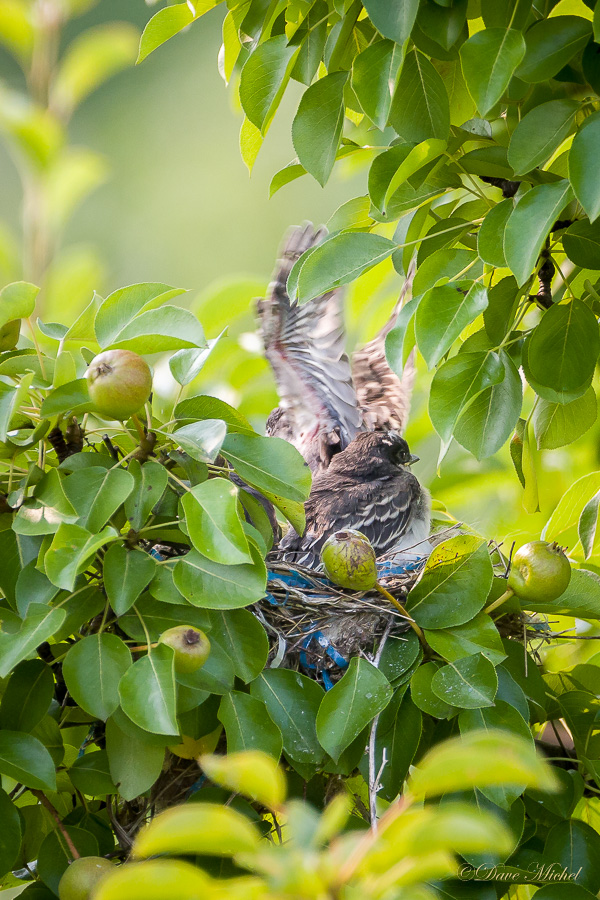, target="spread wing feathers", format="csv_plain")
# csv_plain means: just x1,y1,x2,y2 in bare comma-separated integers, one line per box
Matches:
352,260,417,434
278,472,420,568
257,223,362,467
